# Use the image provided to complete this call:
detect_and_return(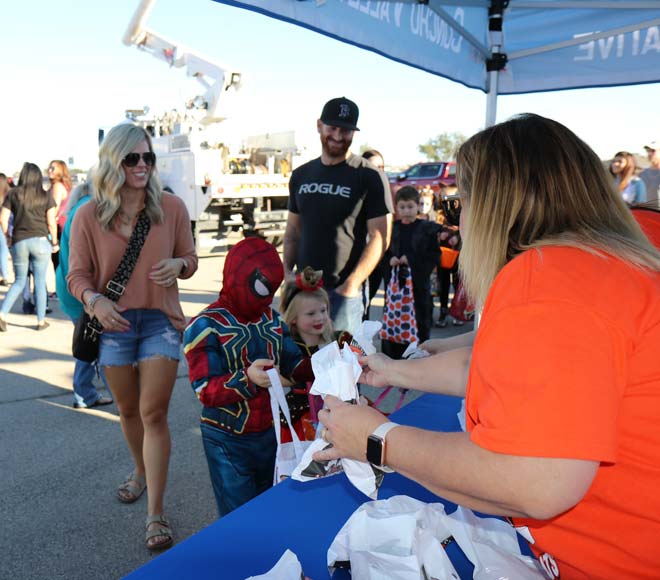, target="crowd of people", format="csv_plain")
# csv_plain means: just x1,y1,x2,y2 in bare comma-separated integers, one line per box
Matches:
1,99,659,577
